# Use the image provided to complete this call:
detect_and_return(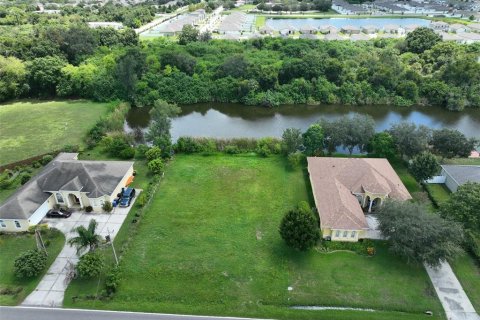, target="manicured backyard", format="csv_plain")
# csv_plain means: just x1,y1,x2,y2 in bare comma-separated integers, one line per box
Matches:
65,154,444,319
0,100,111,165
0,229,65,305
